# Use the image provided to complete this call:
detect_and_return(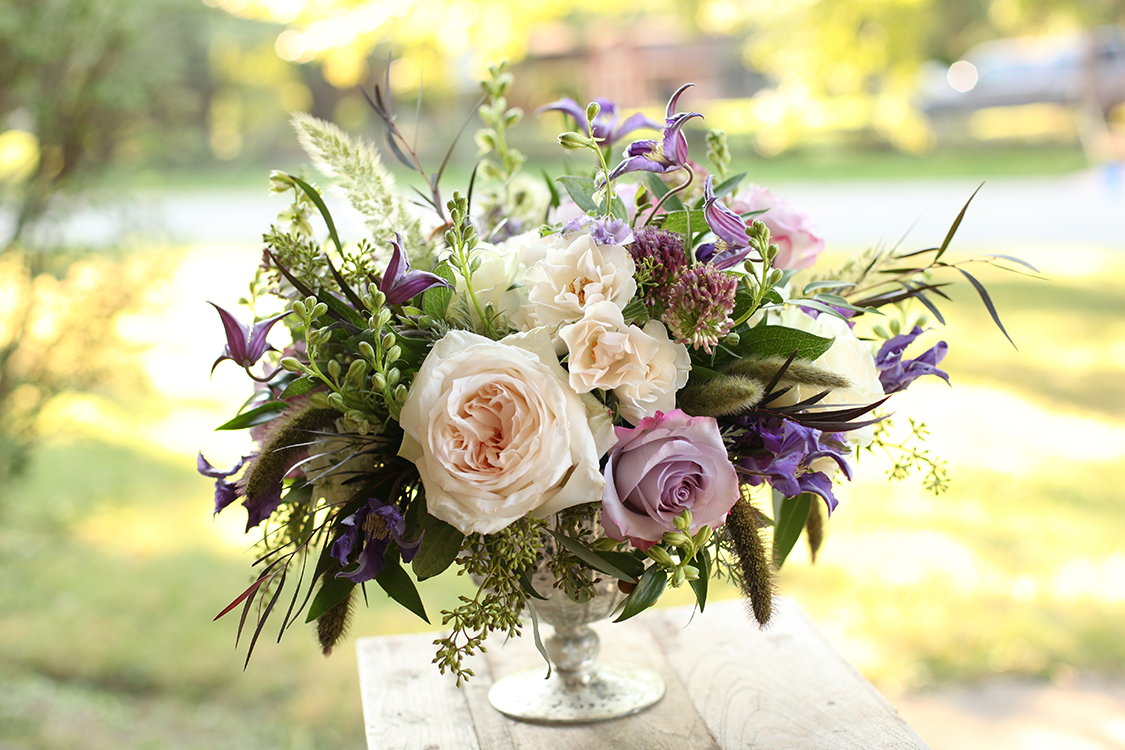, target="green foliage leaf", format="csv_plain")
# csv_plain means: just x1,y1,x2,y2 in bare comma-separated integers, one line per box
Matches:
376,551,430,624
555,176,598,213
305,575,354,624
216,401,287,431
289,175,345,256
411,515,465,581
422,260,455,320
596,550,647,580
935,182,982,262
956,266,1016,348
658,209,706,236
614,566,667,622
519,570,549,601
772,493,813,569
736,324,834,361
812,293,884,316
711,171,747,200
803,280,856,295
279,377,315,400
689,547,710,612
546,529,638,582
